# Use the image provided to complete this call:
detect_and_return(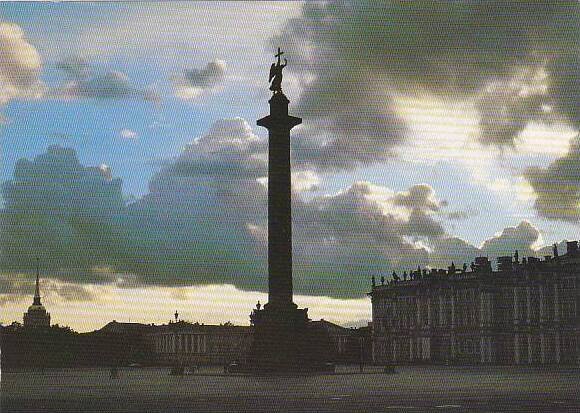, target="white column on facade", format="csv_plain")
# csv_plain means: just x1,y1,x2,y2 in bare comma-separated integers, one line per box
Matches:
409,337,413,361
526,287,531,324
480,336,486,363
513,287,519,324
451,335,456,360
451,289,456,360
540,333,546,364
554,283,560,322
427,297,432,328
480,293,485,328
514,334,520,364
417,337,422,360
488,294,493,326
451,289,456,328
417,298,421,327
539,285,545,323
555,332,561,363
527,334,532,364
439,295,444,326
